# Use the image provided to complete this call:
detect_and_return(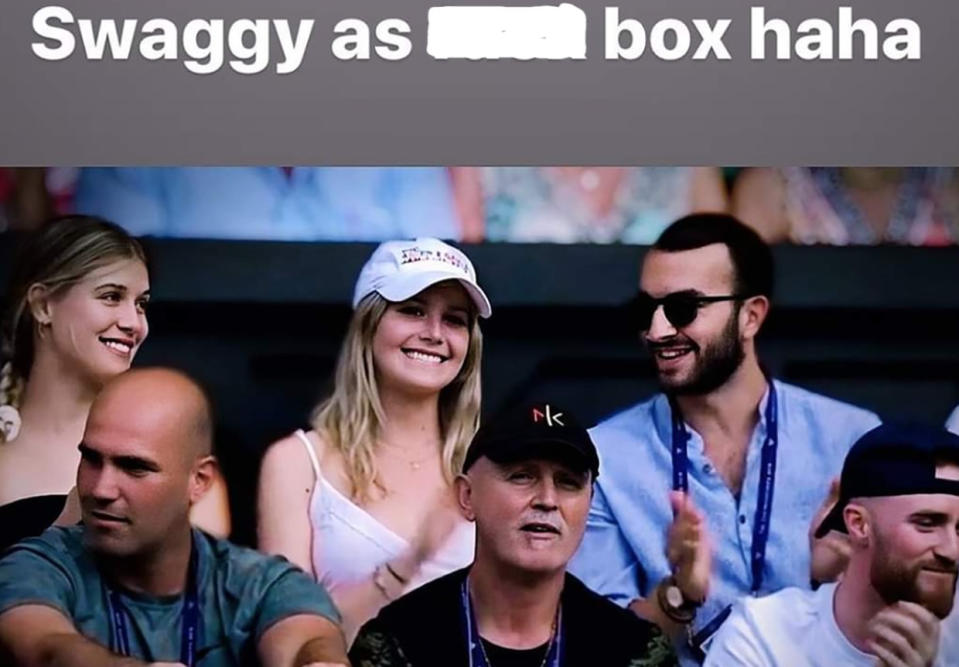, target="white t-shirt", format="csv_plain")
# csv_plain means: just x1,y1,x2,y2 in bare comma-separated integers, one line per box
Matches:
704,583,949,667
